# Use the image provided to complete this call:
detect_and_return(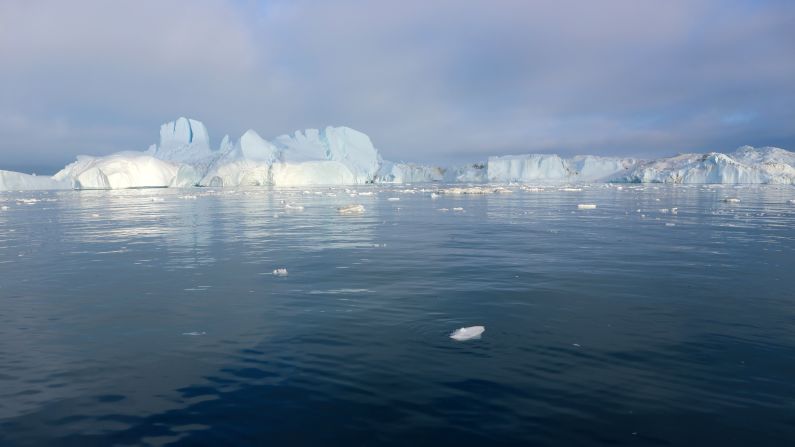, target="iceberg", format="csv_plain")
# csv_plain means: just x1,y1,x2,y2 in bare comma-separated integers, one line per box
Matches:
376,161,445,183
488,154,637,183
0,170,70,191
200,127,380,187
53,152,179,189
3,116,795,191
375,161,487,184
445,163,488,183
450,325,485,341
613,146,795,184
